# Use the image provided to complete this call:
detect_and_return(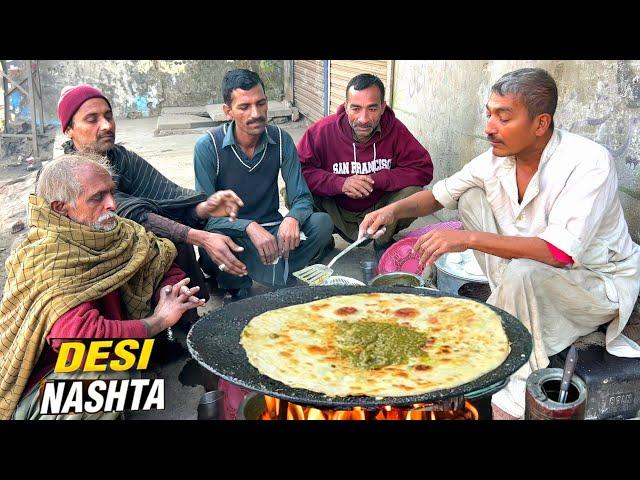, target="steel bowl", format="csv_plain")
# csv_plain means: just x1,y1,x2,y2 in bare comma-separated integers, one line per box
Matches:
368,272,425,287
